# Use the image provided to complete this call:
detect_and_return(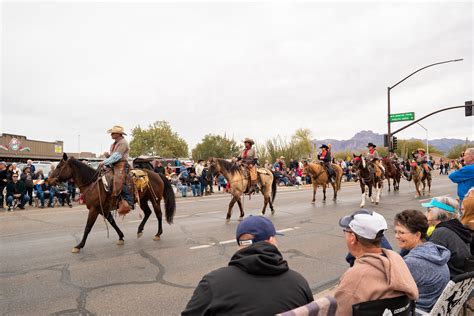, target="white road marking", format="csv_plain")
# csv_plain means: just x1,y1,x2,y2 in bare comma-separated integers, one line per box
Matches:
190,227,300,250
189,245,212,250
